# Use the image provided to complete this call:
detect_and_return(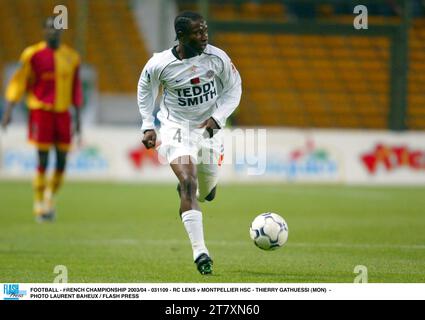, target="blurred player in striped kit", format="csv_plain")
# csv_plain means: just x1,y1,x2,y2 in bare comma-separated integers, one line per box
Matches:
138,11,242,274
1,17,82,222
